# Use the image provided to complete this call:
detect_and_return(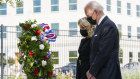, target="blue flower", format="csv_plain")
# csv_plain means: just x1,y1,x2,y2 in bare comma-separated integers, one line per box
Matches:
47,52,50,56
21,53,24,57
46,52,51,58
54,74,57,77
35,60,38,64
50,58,52,62
27,31,30,33
40,33,46,42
